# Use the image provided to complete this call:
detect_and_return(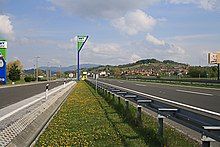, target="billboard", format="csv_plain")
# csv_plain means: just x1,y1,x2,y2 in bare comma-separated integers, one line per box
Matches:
0,40,7,84
208,52,220,64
